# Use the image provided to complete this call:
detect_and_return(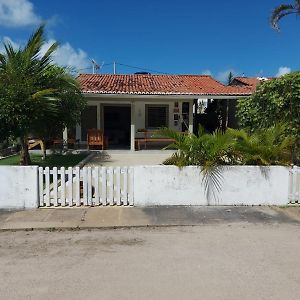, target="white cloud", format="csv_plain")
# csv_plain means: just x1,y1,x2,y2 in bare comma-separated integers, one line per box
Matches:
201,69,237,83
201,69,212,76
0,36,20,52
216,69,236,83
41,39,90,71
0,36,90,71
276,66,291,77
0,0,41,27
